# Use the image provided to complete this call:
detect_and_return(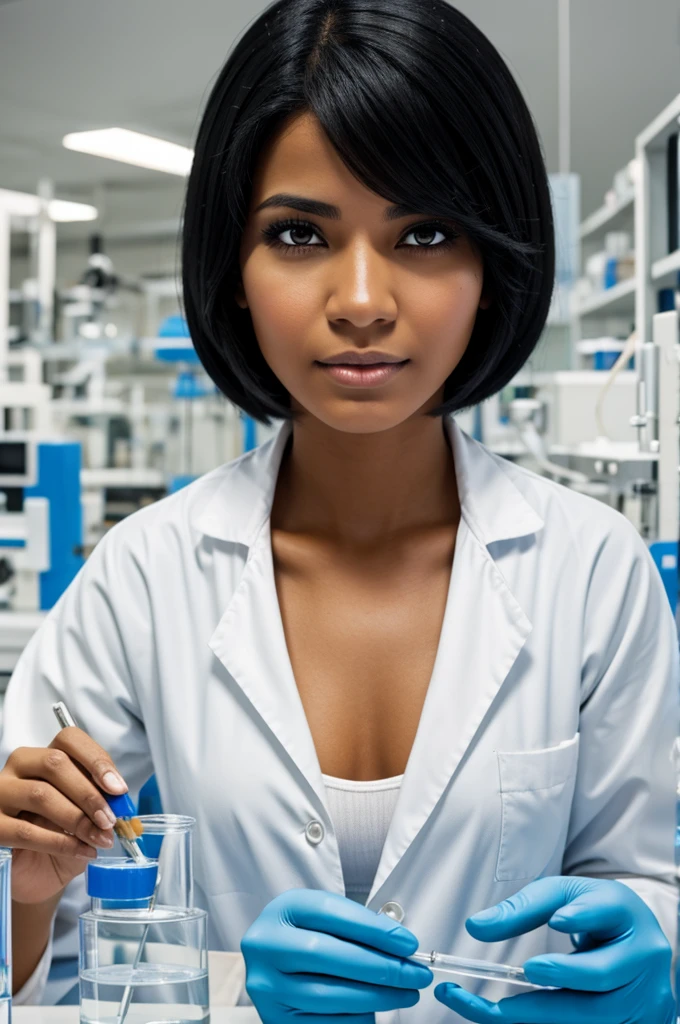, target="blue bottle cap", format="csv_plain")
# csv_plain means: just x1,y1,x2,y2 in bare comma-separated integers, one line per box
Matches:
104,791,137,819
86,858,158,899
